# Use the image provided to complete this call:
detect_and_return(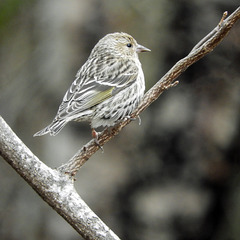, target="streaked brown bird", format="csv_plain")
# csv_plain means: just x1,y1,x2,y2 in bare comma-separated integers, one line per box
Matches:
34,32,150,142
